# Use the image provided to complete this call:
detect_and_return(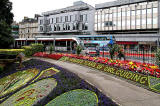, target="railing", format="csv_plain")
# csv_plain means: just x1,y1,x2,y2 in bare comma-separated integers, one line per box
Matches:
89,49,156,64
